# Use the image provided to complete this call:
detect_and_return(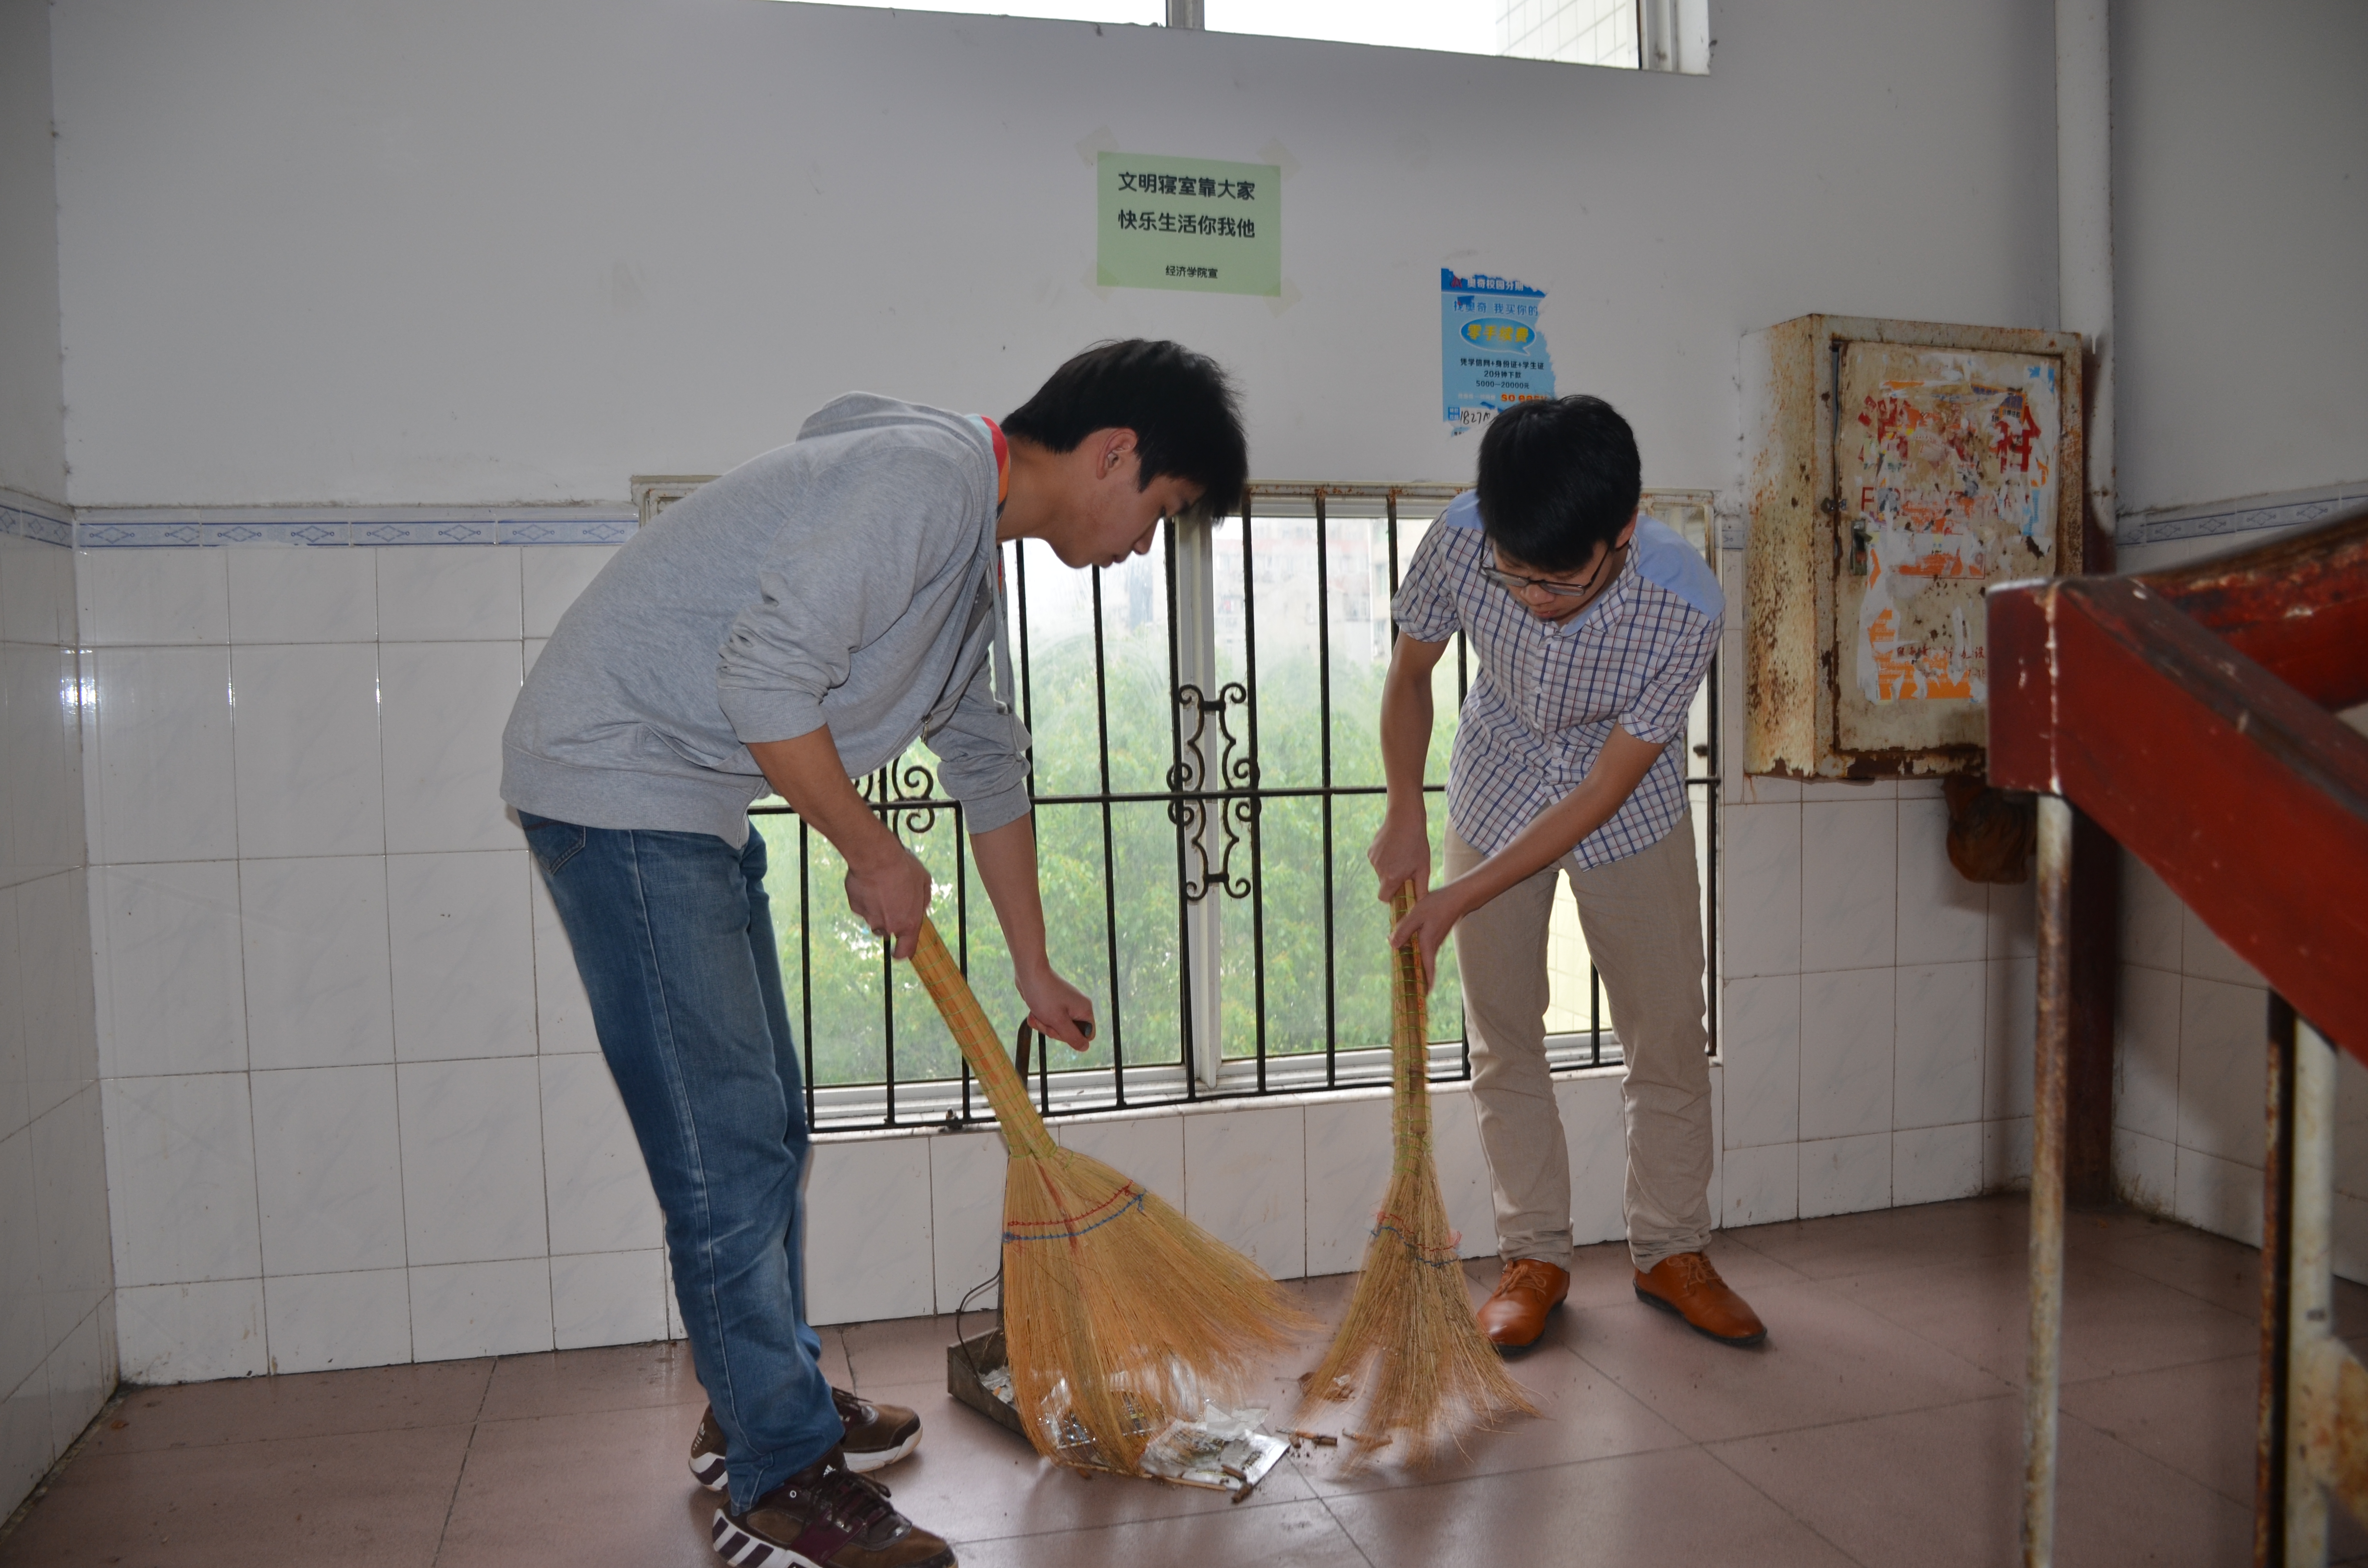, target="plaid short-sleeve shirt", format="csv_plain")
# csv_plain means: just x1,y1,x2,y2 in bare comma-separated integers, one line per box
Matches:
1393,491,1722,869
